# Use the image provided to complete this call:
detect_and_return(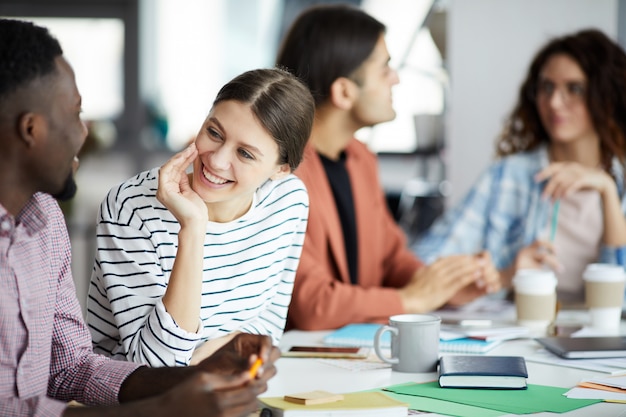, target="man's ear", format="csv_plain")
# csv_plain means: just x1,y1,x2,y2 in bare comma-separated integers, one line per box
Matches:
329,77,358,110
269,163,291,181
17,112,45,148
